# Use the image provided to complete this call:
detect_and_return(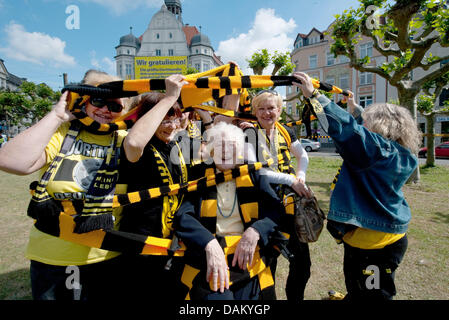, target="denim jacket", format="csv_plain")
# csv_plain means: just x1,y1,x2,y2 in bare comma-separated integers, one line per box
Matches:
317,95,418,235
